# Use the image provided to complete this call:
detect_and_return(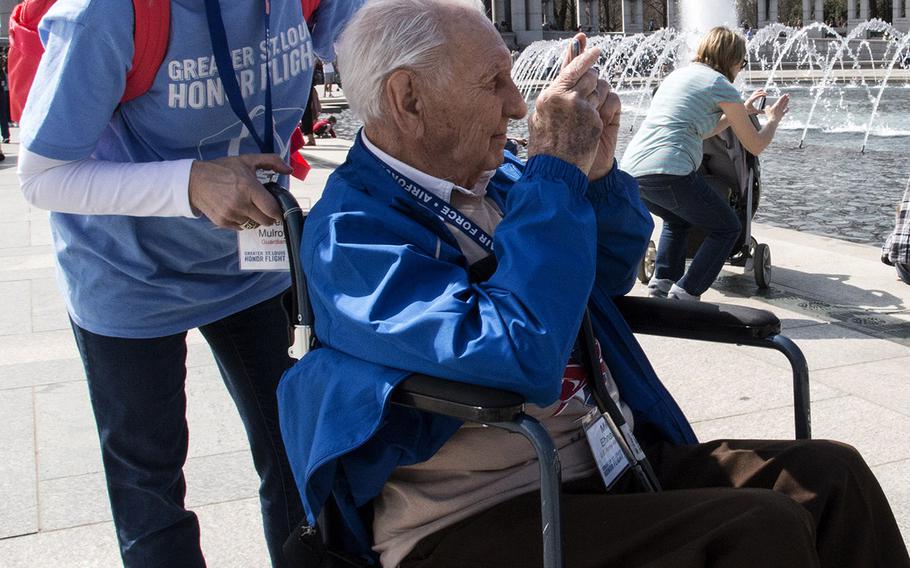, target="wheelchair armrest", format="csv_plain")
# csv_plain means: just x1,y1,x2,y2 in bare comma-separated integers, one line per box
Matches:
391,373,525,423
614,296,781,345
